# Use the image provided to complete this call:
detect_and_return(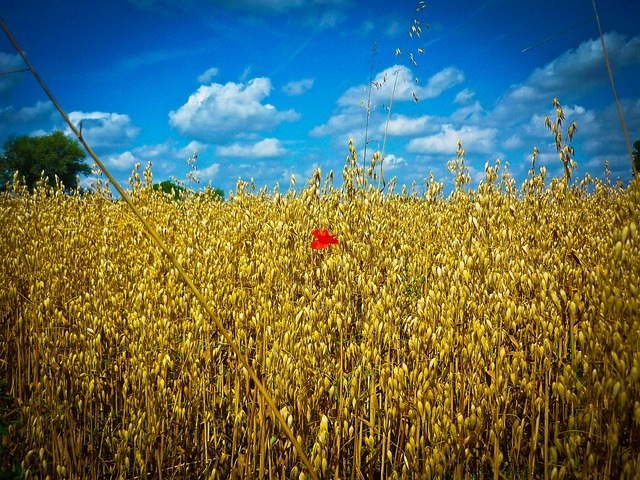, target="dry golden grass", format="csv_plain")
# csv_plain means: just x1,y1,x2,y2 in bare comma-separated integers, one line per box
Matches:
1,151,639,479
